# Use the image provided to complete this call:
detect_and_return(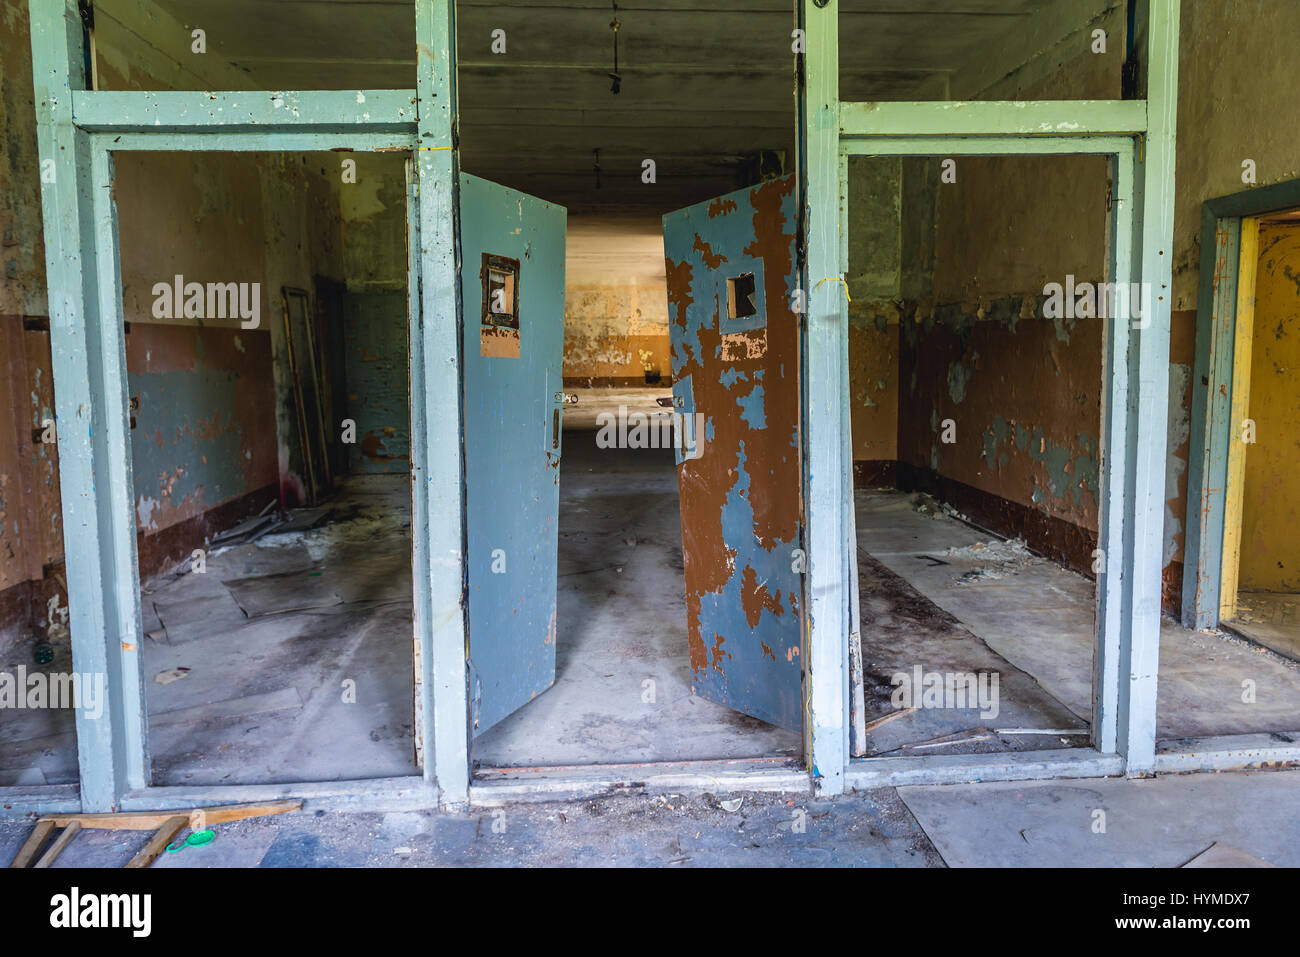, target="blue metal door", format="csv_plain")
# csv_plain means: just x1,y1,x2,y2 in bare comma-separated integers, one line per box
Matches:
460,174,567,736
662,176,804,731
